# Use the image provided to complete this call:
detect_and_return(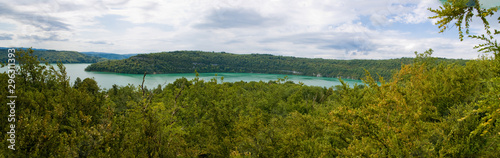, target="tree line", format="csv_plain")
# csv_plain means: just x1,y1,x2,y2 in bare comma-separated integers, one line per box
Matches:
85,50,468,80
0,48,106,63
